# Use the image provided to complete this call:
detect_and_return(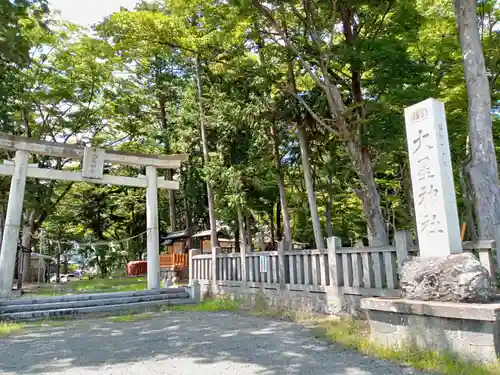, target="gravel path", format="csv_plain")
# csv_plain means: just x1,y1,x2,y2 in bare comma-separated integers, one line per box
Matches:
0,312,435,375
